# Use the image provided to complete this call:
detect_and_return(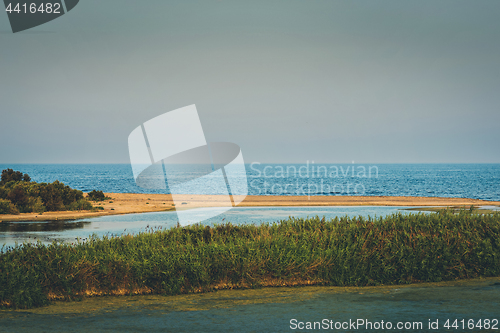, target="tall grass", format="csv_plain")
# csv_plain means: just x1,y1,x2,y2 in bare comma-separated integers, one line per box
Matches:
1,210,499,309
